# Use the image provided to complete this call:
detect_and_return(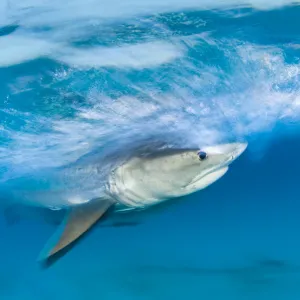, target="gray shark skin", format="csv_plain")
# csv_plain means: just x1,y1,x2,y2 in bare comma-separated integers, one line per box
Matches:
2,136,247,265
